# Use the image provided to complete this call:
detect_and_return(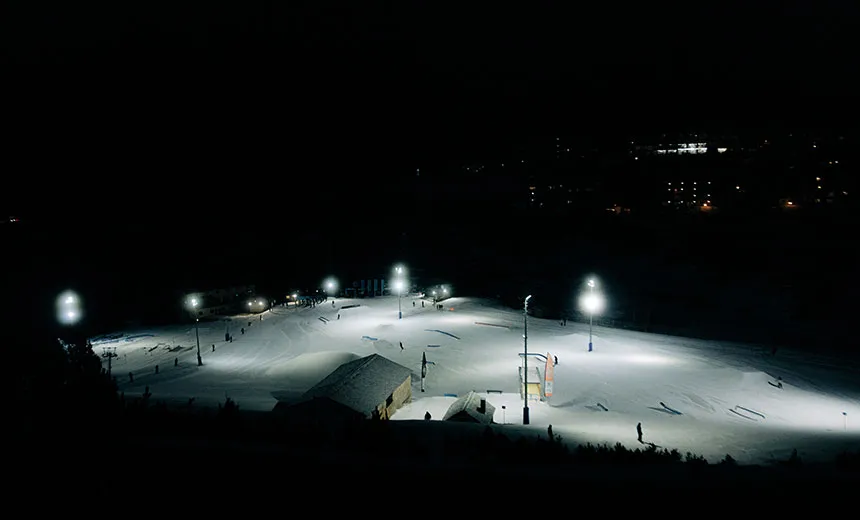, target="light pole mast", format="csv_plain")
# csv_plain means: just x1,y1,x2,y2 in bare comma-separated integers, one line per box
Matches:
523,294,532,425
195,318,202,366
588,280,595,352
395,266,404,320
190,298,202,366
